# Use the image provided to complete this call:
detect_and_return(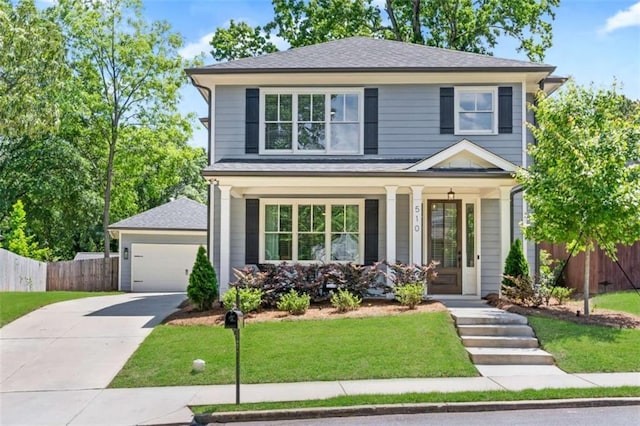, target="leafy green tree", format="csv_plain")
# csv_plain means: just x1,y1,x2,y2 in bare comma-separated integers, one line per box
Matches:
56,0,194,258
2,200,51,261
0,0,67,140
210,0,558,62
502,239,530,287
518,81,640,315
188,246,218,311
